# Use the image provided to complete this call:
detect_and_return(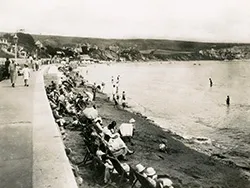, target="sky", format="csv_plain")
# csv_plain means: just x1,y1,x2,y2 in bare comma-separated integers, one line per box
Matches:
0,0,250,42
